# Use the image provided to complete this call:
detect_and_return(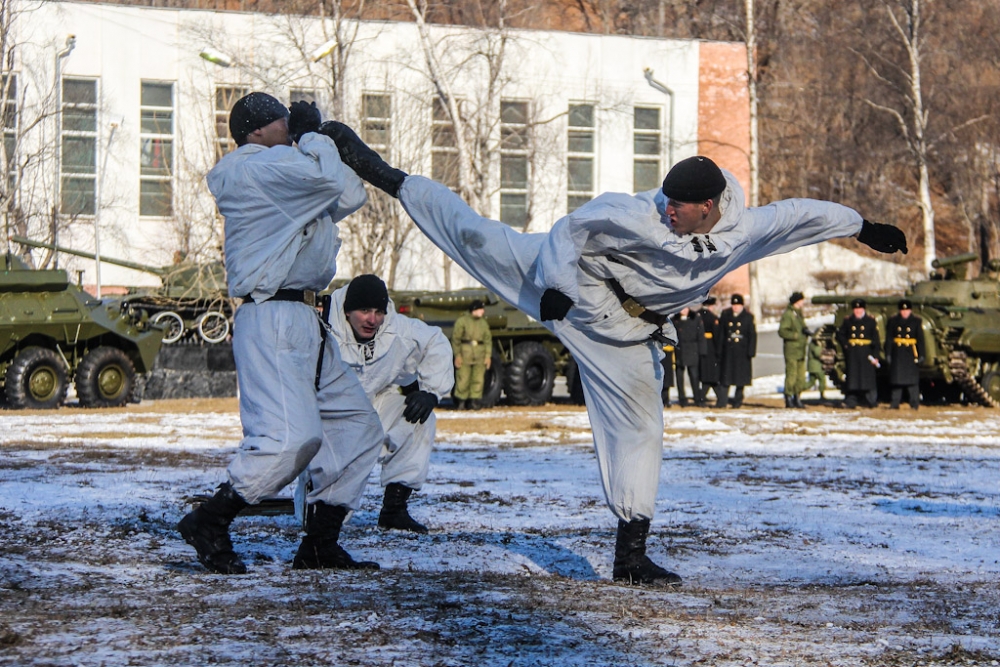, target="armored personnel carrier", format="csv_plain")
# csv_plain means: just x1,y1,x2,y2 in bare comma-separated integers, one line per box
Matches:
0,250,165,409
812,253,1000,407
391,288,583,407
13,236,234,345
